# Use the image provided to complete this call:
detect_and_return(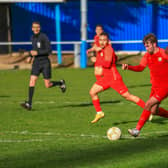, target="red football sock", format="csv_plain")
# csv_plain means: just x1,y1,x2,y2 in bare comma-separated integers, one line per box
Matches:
92,99,102,112
157,107,168,118
136,109,151,130
136,99,145,108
